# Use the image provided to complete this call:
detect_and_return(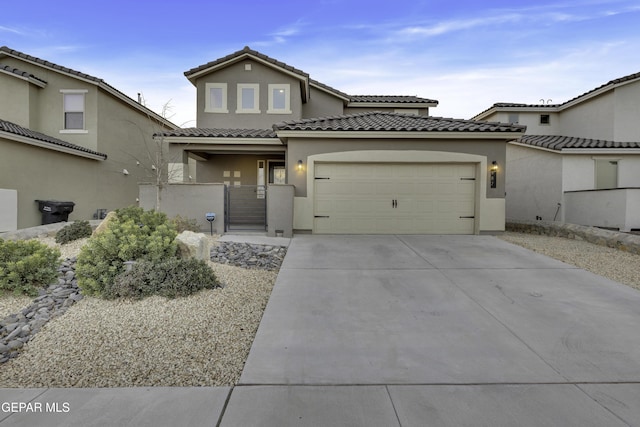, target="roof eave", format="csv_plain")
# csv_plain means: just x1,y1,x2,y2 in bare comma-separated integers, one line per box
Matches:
0,130,107,160
347,102,438,108
275,130,525,140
